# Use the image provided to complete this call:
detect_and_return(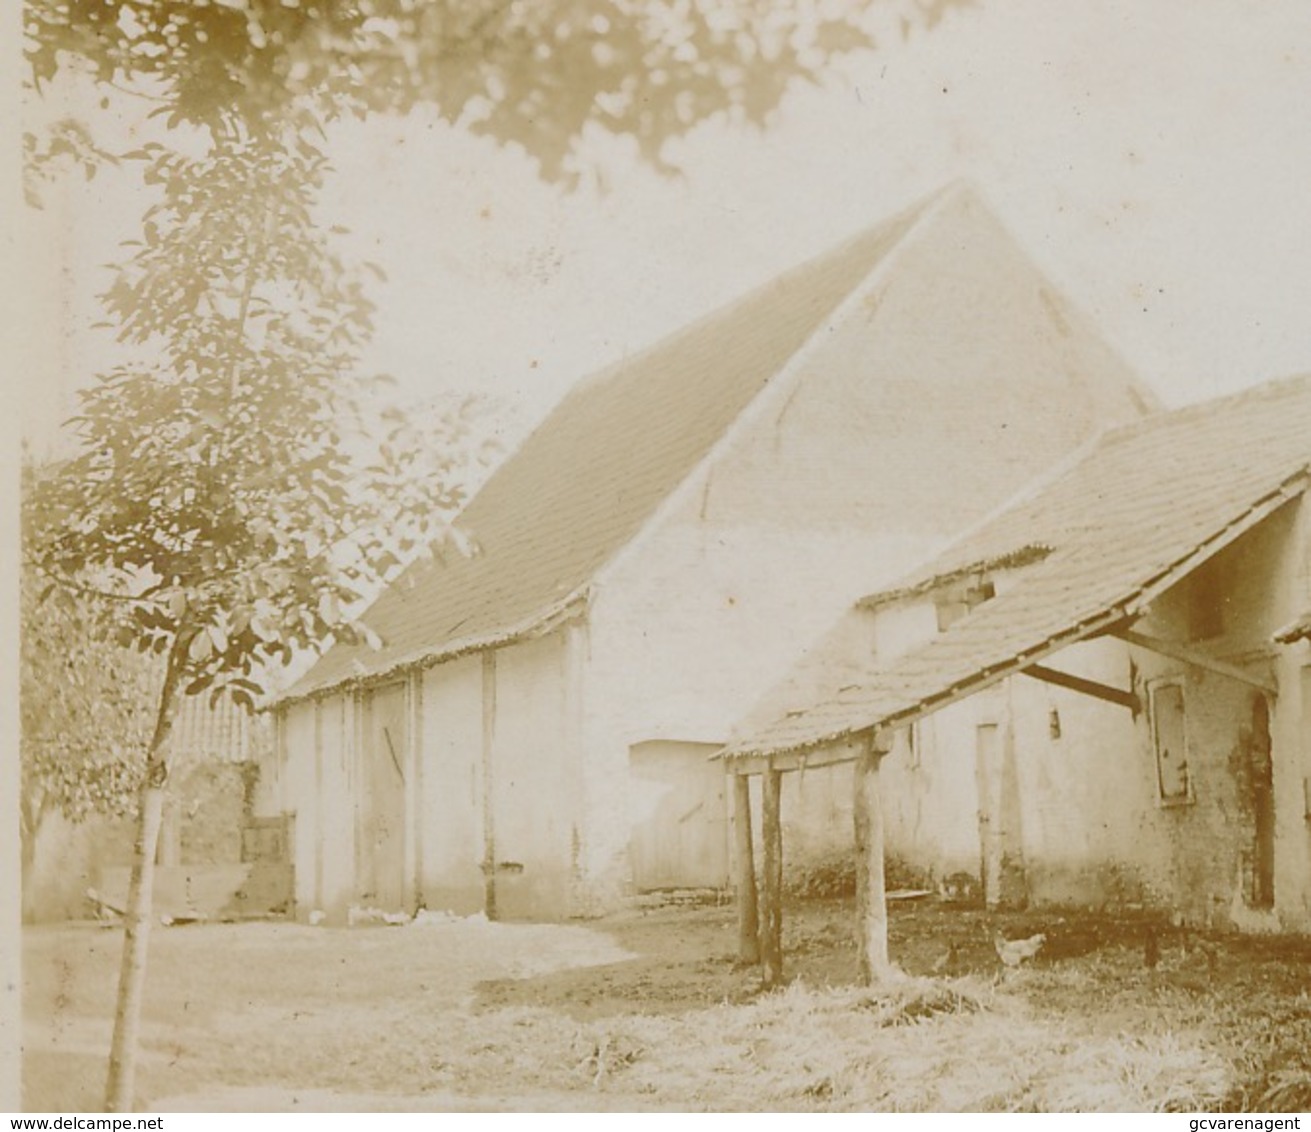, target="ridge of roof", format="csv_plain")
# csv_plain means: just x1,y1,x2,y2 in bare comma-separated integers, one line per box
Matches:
1096,370,1311,448
859,372,1311,605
